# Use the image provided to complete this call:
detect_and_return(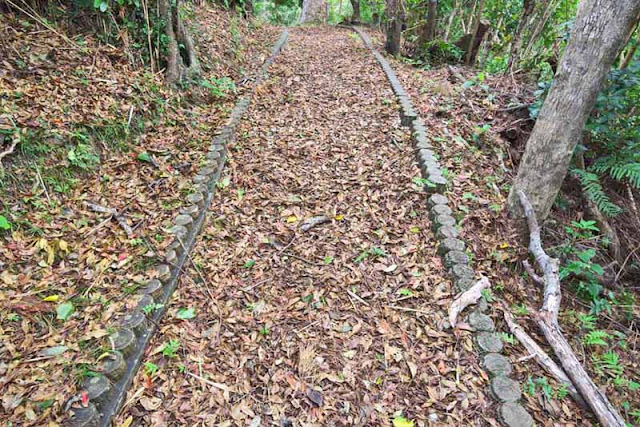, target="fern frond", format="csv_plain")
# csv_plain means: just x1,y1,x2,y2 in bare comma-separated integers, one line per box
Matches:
607,163,640,188
571,168,623,217
583,330,611,346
